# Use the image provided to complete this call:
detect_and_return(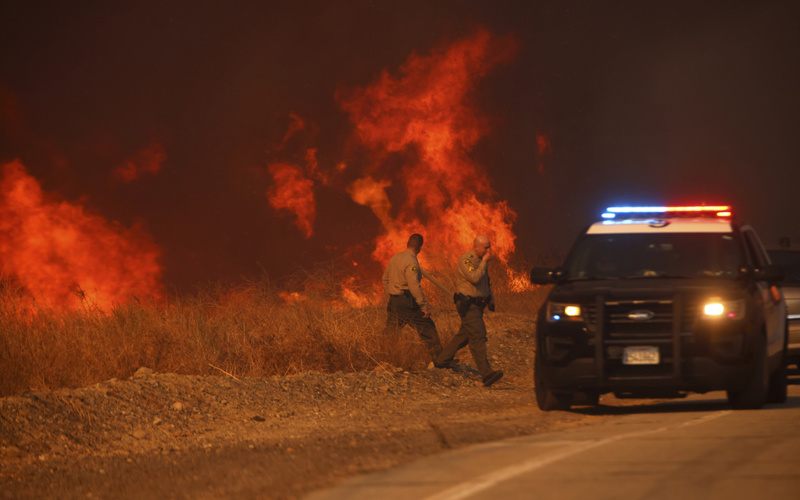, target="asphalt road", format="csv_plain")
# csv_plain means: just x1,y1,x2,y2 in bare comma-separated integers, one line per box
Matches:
306,376,800,500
